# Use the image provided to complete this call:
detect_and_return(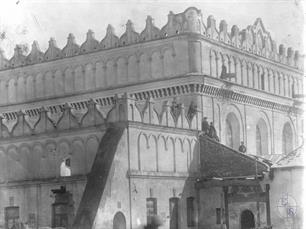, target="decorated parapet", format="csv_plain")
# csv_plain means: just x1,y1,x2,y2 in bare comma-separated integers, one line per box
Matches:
0,7,303,71
0,93,203,139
